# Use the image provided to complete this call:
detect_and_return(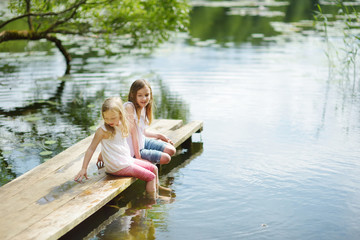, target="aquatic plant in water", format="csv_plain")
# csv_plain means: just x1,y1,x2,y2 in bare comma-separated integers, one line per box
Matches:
315,1,360,97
